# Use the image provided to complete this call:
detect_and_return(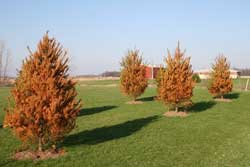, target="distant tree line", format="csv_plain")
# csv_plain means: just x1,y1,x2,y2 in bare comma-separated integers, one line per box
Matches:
73,71,120,78
100,71,120,77
73,74,99,78
235,68,250,76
